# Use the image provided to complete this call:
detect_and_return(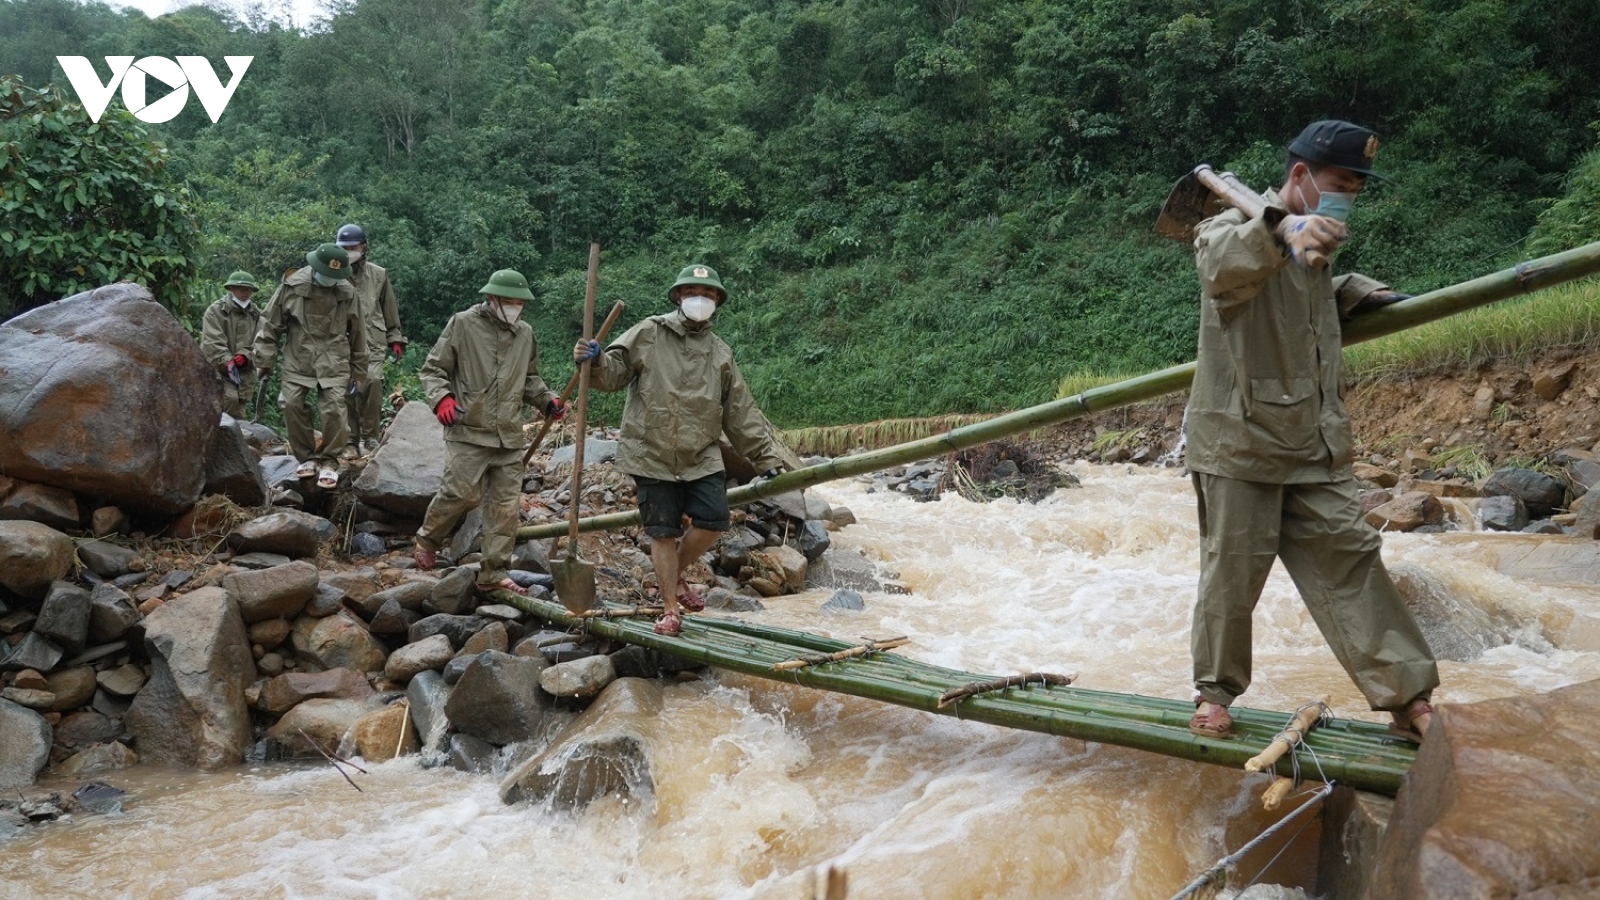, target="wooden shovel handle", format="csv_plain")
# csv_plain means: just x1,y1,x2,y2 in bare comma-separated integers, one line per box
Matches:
522,298,624,468
565,242,600,553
